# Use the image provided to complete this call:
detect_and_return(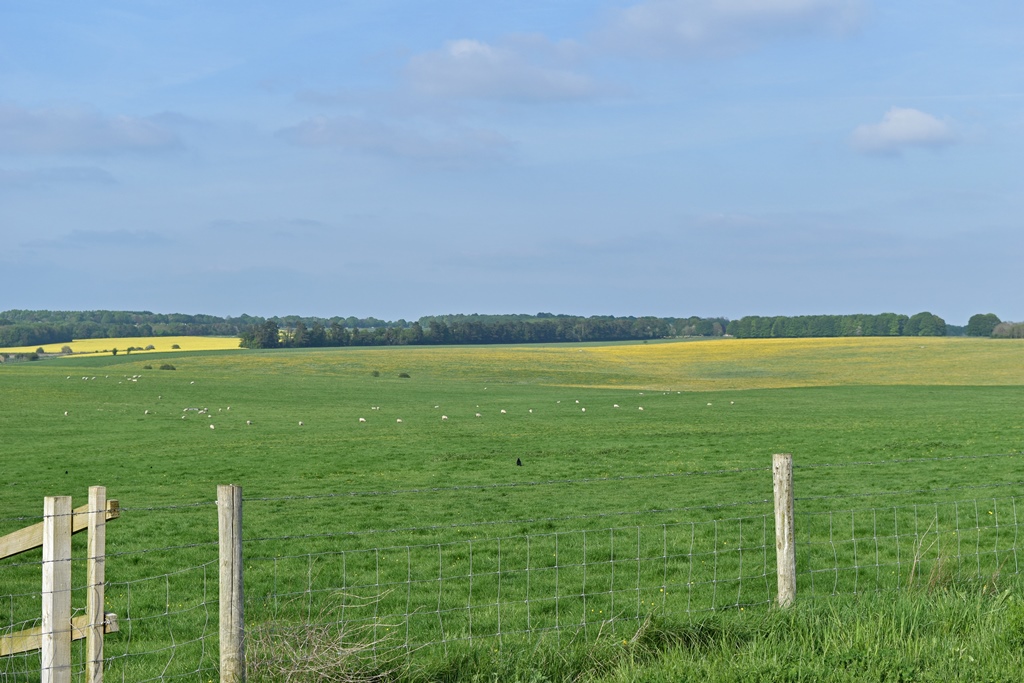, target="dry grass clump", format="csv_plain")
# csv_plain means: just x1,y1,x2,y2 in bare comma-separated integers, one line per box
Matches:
247,619,400,682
